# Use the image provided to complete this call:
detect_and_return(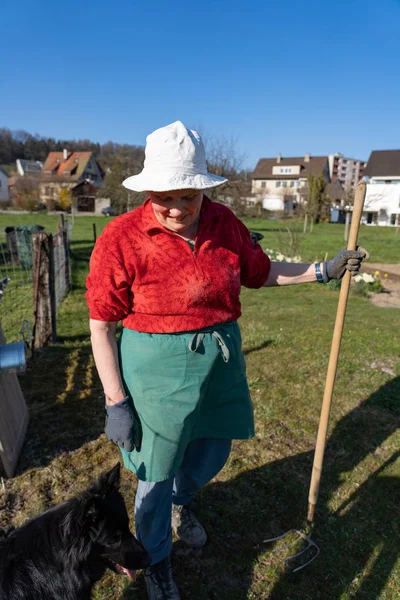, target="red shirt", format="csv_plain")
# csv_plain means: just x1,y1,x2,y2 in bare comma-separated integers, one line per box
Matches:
86,196,270,333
